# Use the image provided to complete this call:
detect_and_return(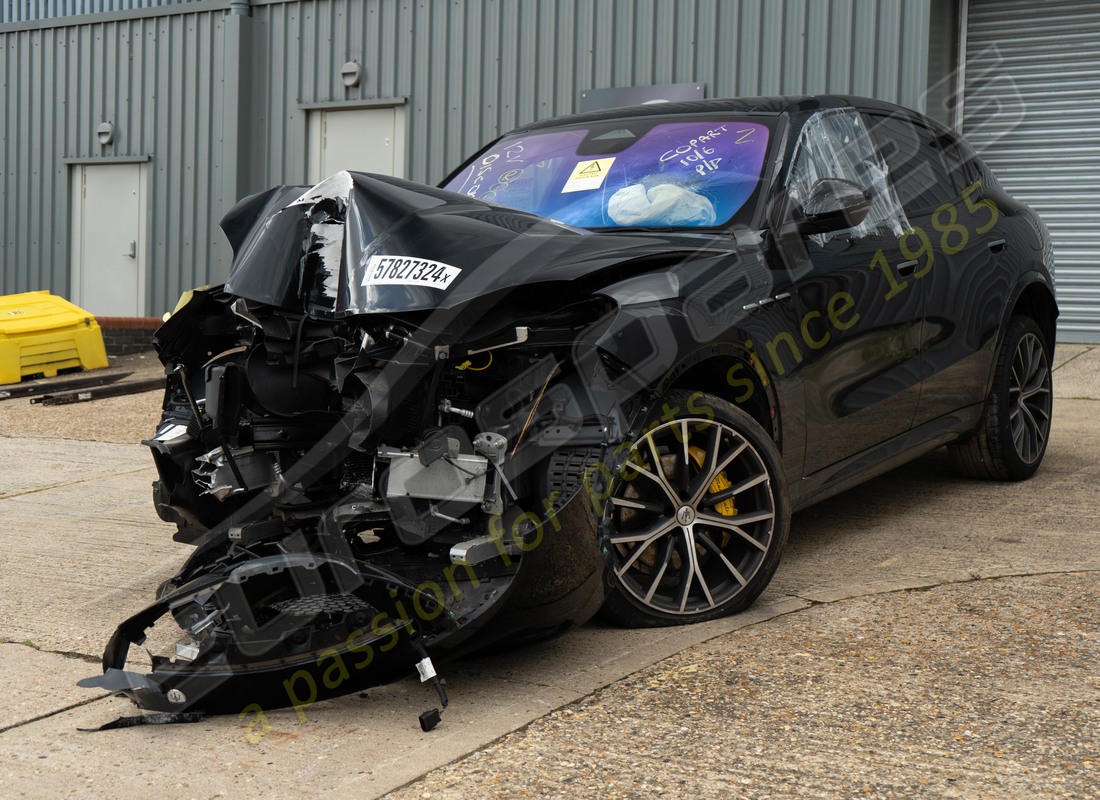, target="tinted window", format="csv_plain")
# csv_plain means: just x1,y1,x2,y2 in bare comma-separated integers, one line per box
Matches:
441,118,773,230
936,131,983,193
866,114,956,213
787,107,909,242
